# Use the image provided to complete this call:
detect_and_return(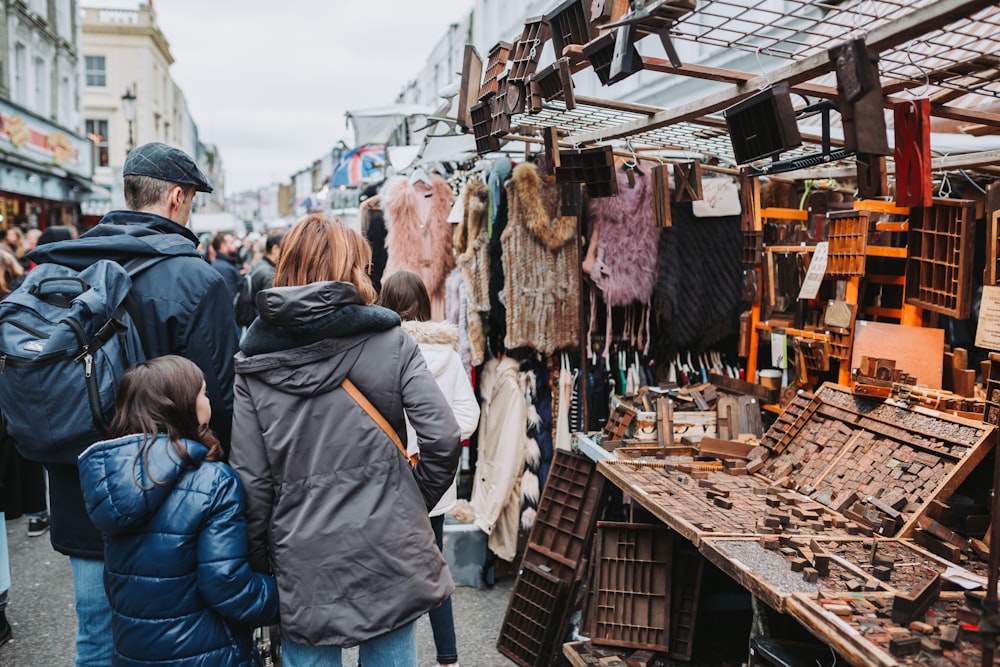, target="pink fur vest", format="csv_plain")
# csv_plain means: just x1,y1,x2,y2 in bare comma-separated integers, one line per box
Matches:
381,175,456,317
